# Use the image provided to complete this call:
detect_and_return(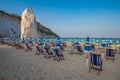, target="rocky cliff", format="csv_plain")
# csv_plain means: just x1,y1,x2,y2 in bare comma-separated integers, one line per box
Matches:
0,10,59,38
